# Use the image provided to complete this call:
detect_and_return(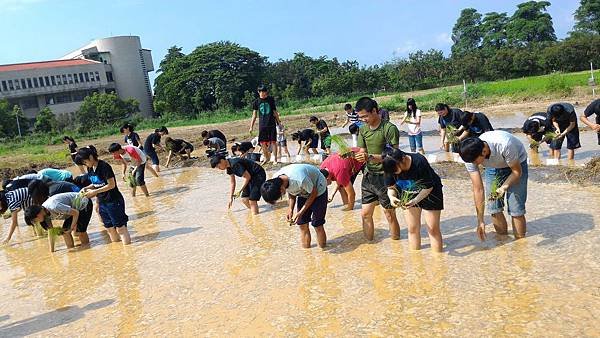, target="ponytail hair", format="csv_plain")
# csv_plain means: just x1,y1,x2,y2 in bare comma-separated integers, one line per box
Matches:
382,148,407,175
120,122,135,133
156,126,169,134
76,146,99,163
